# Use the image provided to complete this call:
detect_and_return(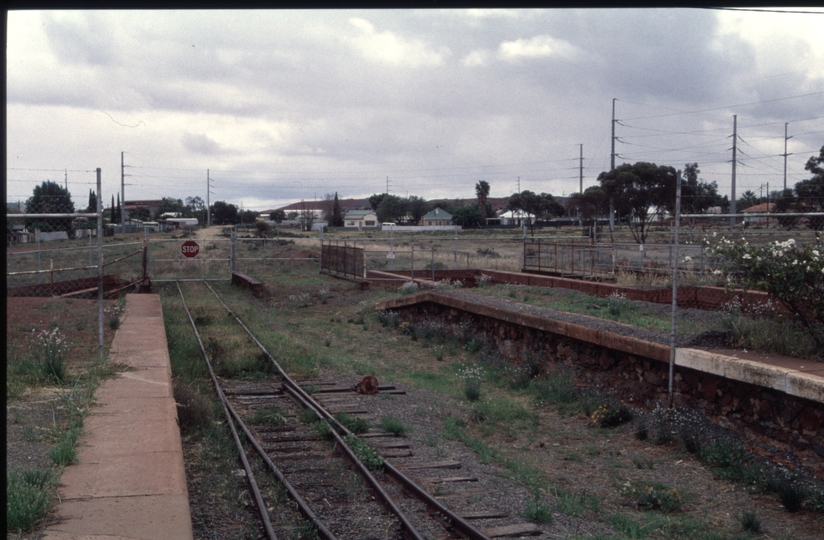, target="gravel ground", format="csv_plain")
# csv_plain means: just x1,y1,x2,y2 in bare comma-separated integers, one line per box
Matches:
313,372,613,539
